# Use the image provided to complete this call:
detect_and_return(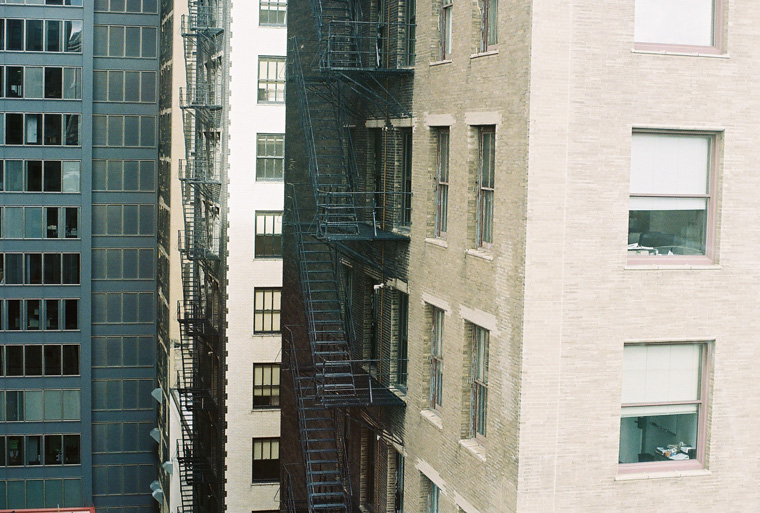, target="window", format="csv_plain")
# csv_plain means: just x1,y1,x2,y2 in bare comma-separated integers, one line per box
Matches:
253,364,280,408
430,307,444,410
634,0,722,52
479,0,498,51
628,132,715,263
258,57,286,103
255,212,283,257
254,288,281,333
424,476,440,513
395,293,409,389
401,129,413,226
477,127,495,248
619,343,708,470
394,451,405,513
92,115,156,147
470,326,489,439
403,0,416,66
435,128,450,237
256,134,285,180
3,113,80,146
93,70,156,103
439,0,453,60
252,438,279,482
259,0,287,26
93,25,156,58
95,0,159,13
92,160,155,191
